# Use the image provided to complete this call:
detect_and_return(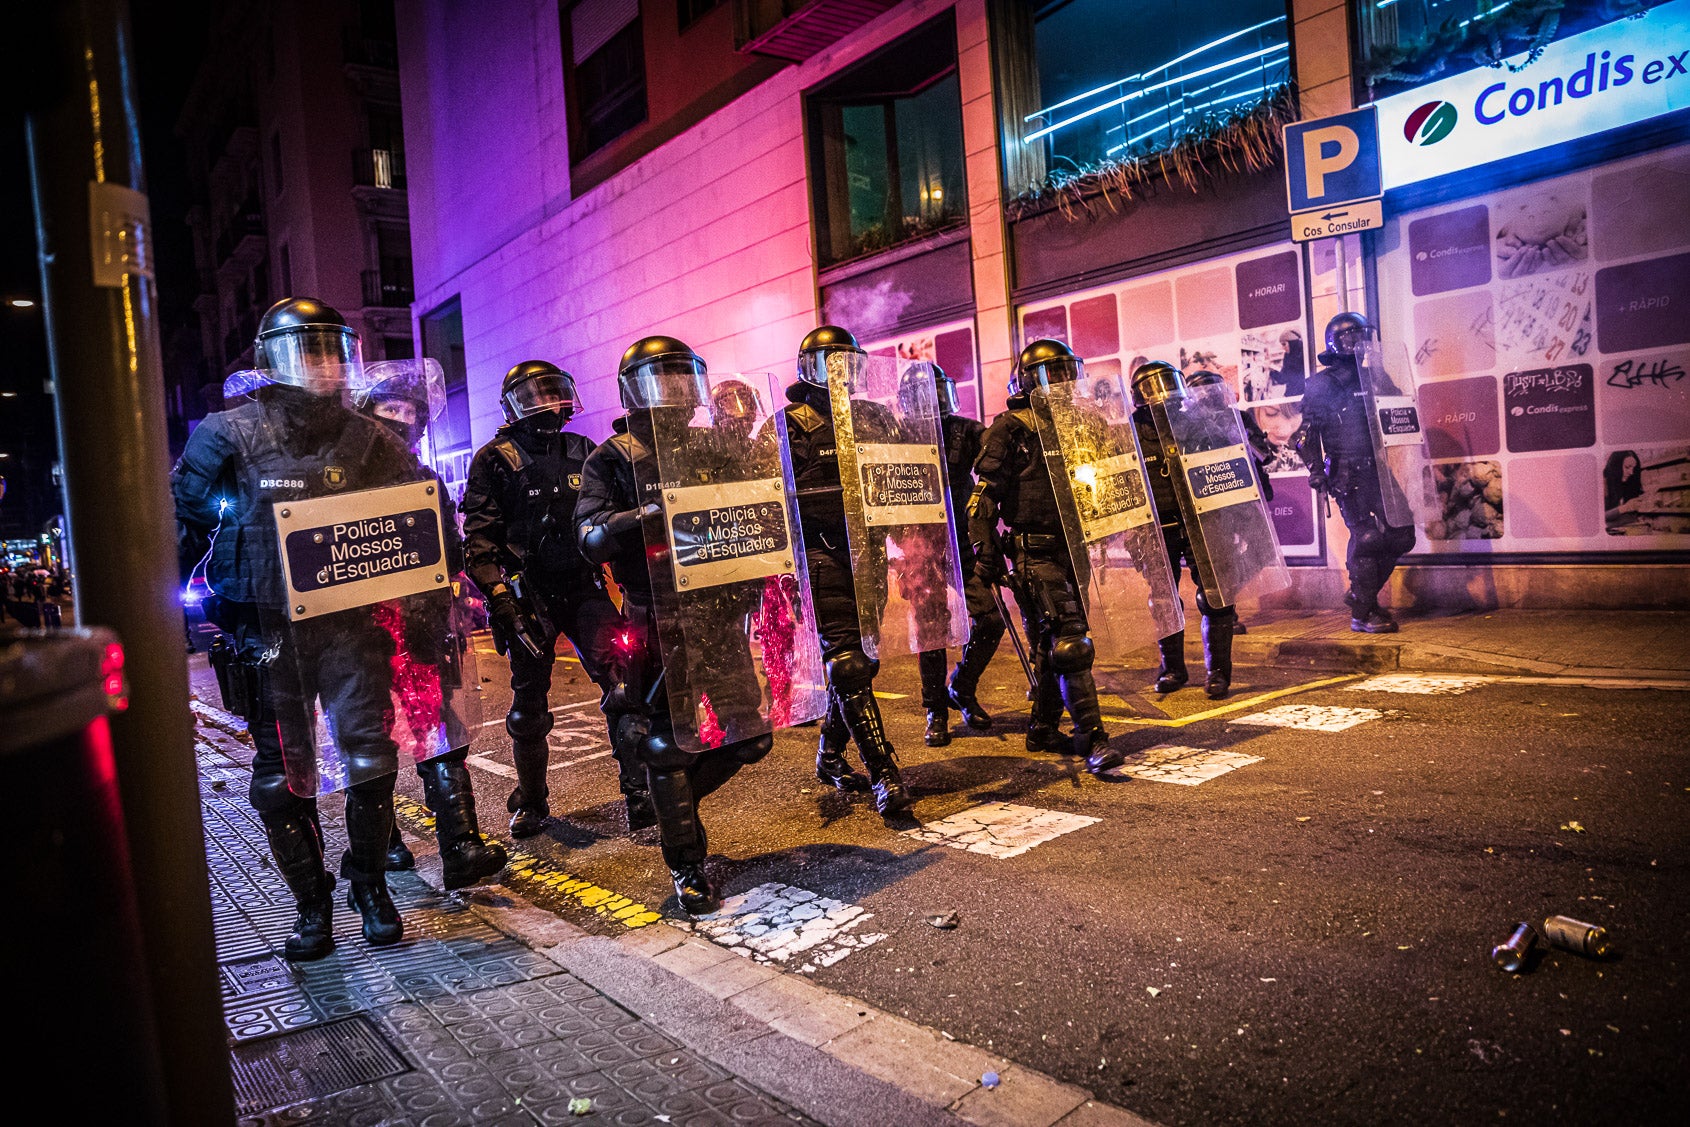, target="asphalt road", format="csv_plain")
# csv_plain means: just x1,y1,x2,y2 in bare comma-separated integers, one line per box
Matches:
190,636,1689,1126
